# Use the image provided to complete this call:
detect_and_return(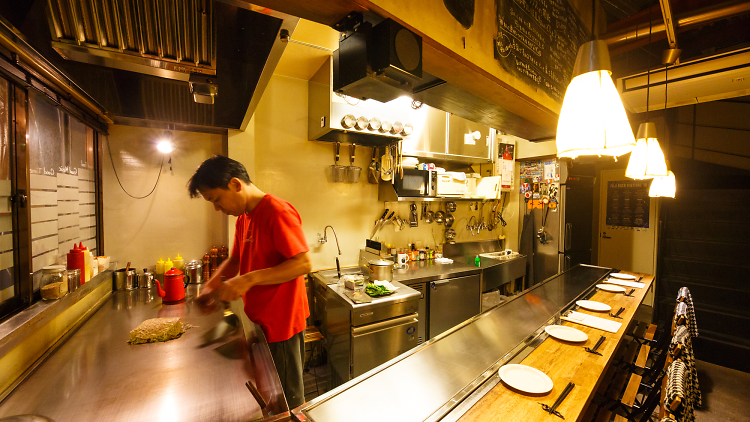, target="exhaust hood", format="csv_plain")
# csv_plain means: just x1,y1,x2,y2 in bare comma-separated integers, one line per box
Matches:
2,0,297,131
